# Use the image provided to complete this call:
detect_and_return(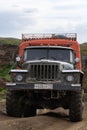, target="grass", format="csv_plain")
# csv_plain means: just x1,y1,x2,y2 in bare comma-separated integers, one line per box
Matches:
80,43,87,92
0,64,12,98
0,37,21,45
0,64,12,81
80,43,87,55
0,88,6,100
